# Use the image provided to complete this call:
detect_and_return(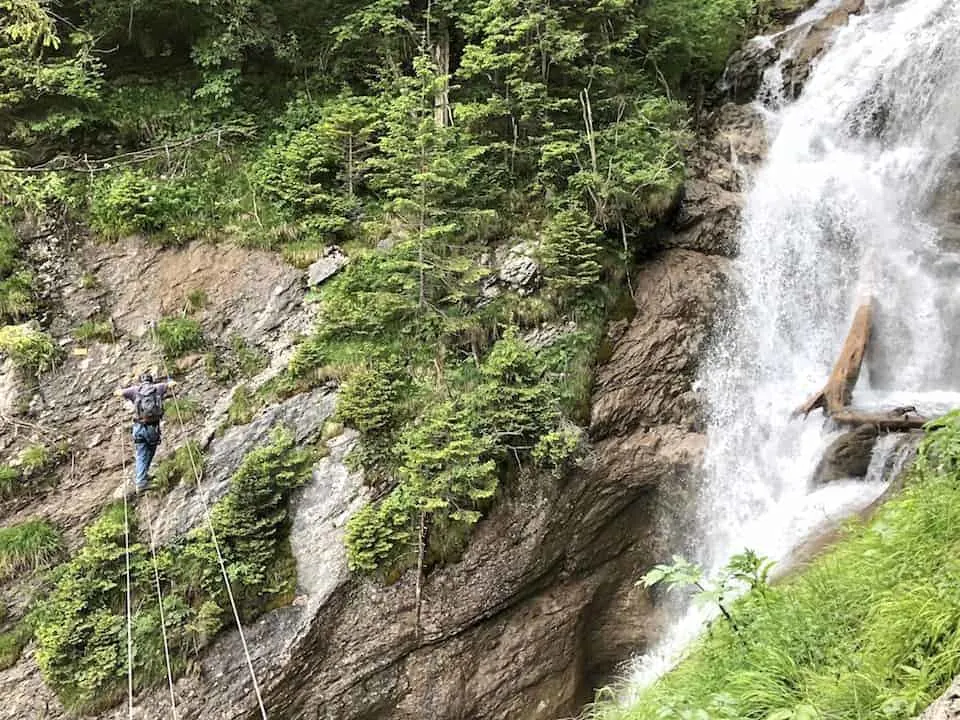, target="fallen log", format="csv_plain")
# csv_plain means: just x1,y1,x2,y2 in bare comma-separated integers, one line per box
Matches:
830,410,929,431
794,300,873,418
